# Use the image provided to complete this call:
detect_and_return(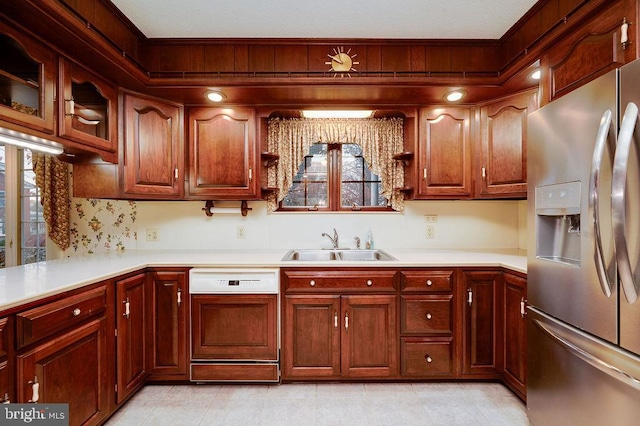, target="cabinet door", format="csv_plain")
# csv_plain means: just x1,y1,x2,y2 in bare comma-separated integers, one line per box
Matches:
191,294,277,360
282,295,341,379
417,107,472,198
116,273,147,404
148,270,188,379
478,90,537,198
122,92,184,198
16,318,109,426
58,58,118,162
502,272,527,397
462,270,501,375
0,24,56,134
342,294,398,378
0,317,13,403
188,107,258,199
